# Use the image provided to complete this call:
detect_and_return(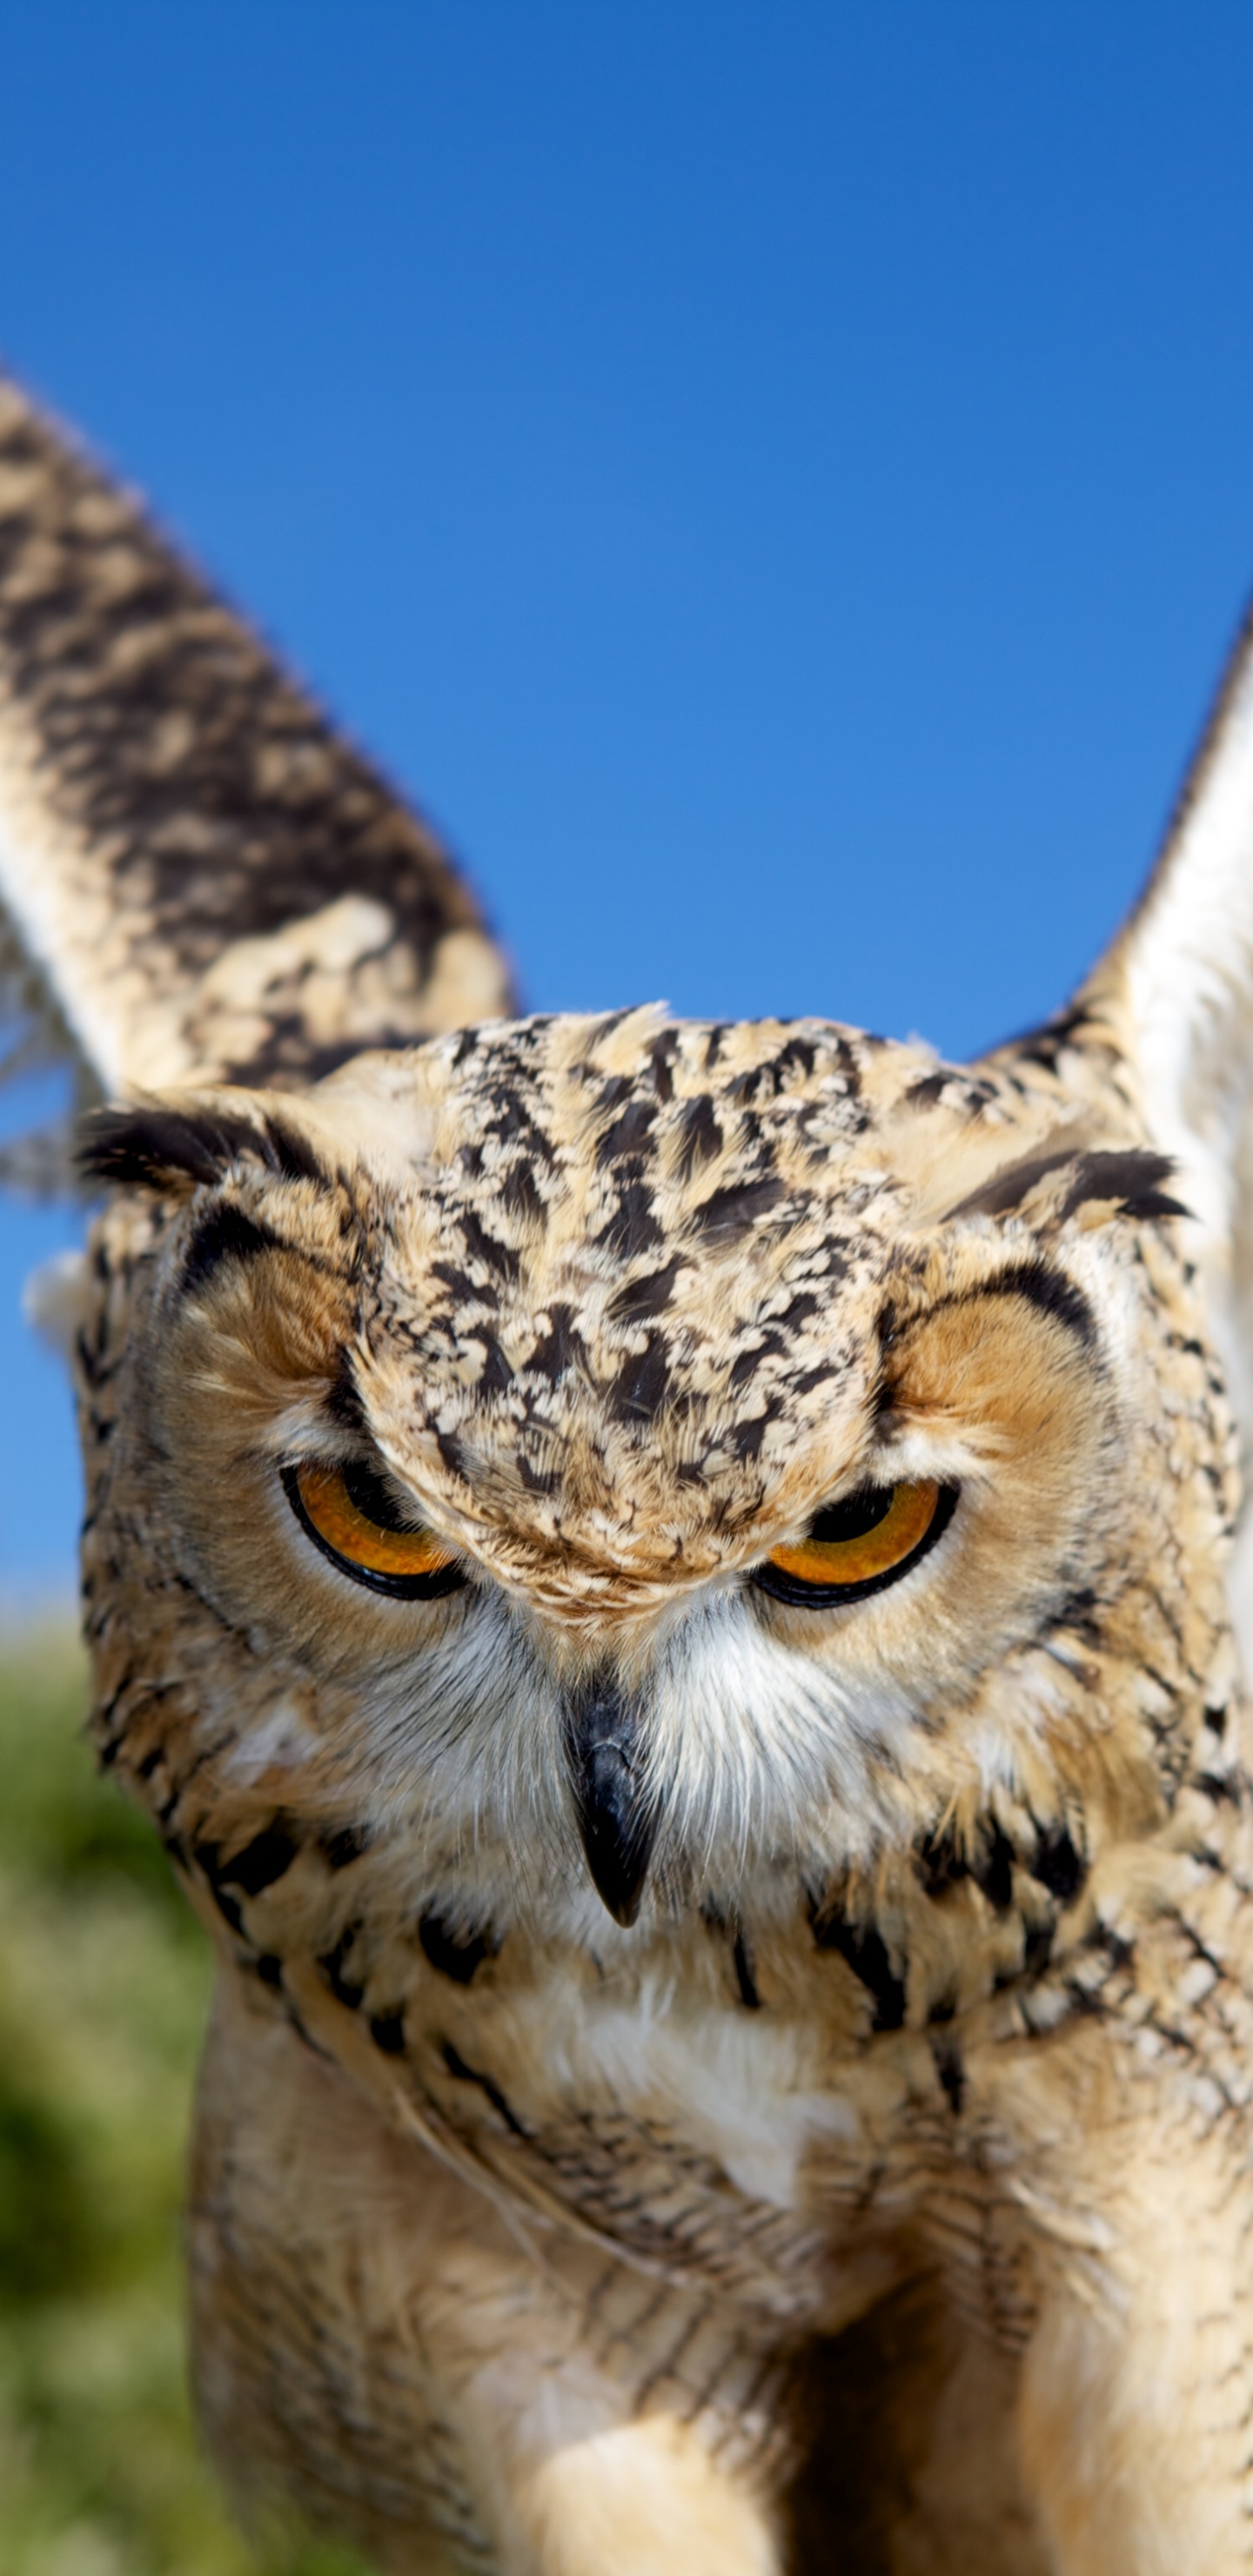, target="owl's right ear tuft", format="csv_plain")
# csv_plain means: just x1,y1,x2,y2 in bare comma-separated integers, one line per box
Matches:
77,1100,325,1195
